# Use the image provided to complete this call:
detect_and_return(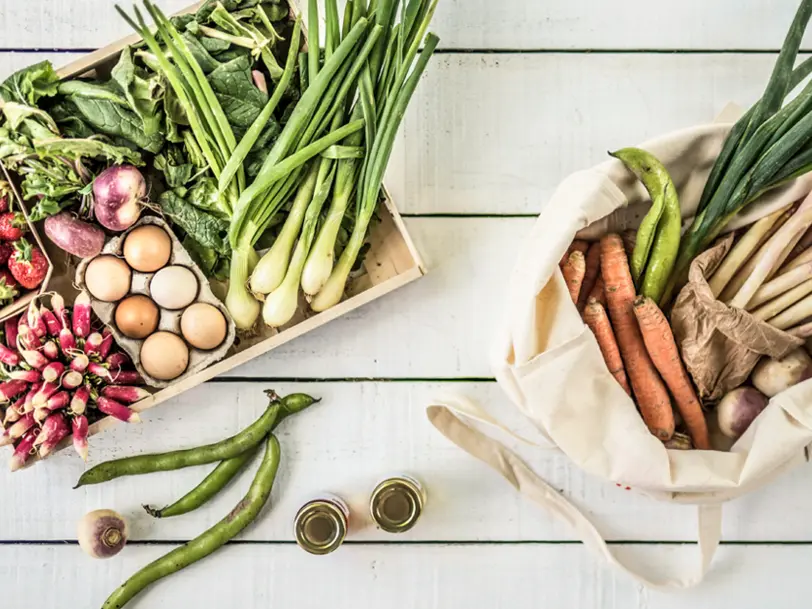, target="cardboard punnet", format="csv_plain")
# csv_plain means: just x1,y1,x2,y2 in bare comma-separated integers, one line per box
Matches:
2,0,427,460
